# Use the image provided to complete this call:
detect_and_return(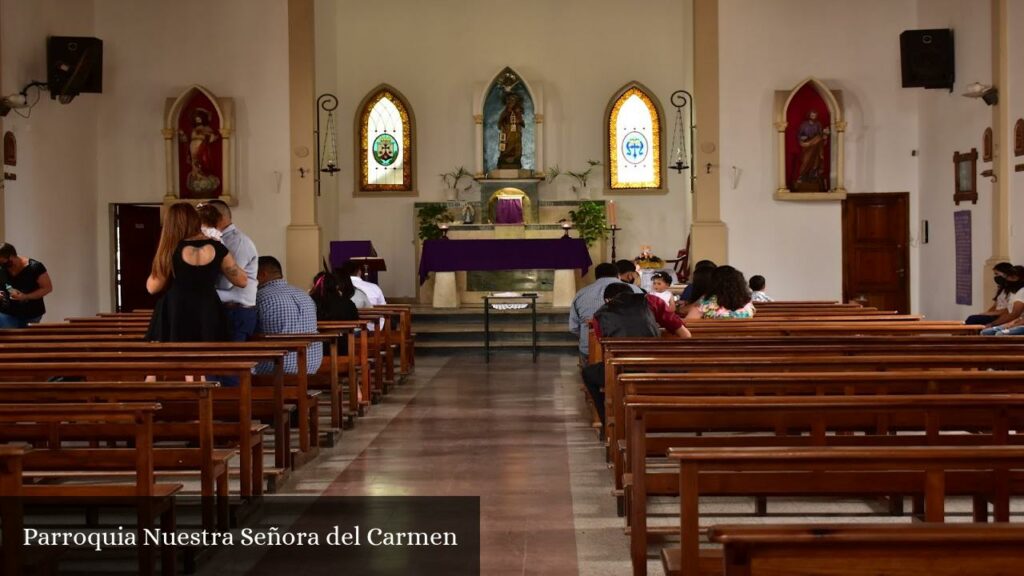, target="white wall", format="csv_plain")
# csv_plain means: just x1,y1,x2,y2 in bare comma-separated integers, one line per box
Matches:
1008,0,1024,266
316,0,694,298
92,0,291,310
1,0,99,321
916,0,993,321
718,0,921,307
